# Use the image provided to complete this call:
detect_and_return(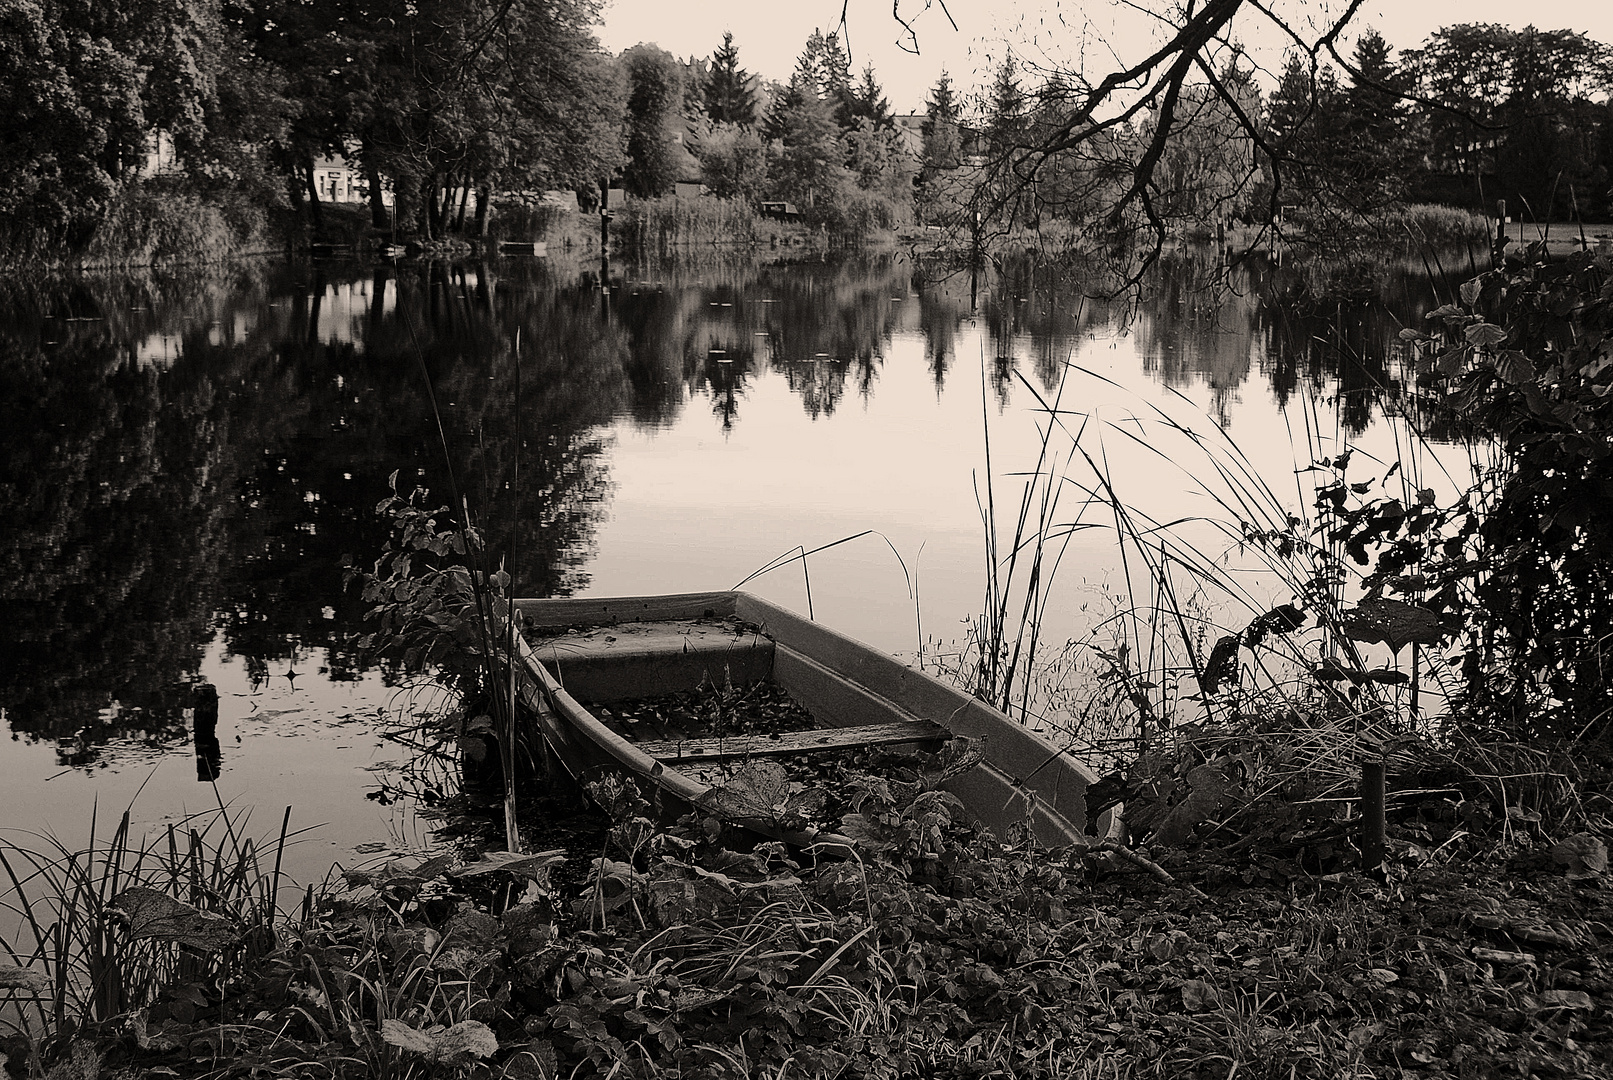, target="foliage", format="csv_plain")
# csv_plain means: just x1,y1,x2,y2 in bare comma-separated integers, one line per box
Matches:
1,803,289,1039
0,0,218,255
766,71,850,213
611,194,762,252
621,43,690,199
1151,60,1263,226
1394,243,1613,739
80,179,257,267
22,725,1612,1080
346,471,509,696
1402,24,1612,218
695,123,768,201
